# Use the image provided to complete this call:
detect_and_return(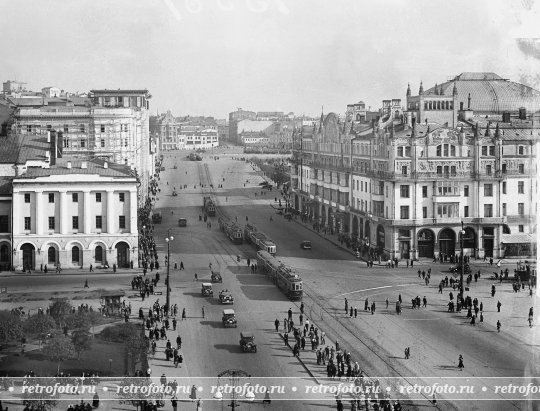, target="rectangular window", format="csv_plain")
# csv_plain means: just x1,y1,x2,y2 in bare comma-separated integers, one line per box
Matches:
124,139,128,147
64,124,69,133
96,216,102,229
80,140,86,148
401,166,407,175
489,146,495,156
518,203,524,215
72,216,79,230
48,193,54,203
119,193,125,202
464,185,469,197
119,216,126,229
486,165,492,175
72,193,78,202
400,206,409,219
405,146,411,157
502,182,507,194
484,204,493,218
422,186,428,198
24,217,31,230
502,203,506,216
518,164,524,174
422,207,427,218
101,139,105,148
518,181,524,194
444,144,449,157
502,163,507,173
0,215,8,232
397,147,403,157
48,217,55,230
80,124,85,133
436,146,441,157
24,193,30,203
482,146,487,156
437,166,442,176
450,166,456,176
451,145,456,156
484,184,493,197
95,193,101,202
400,185,410,198
519,225,524,232
100,125,105,133
464,206,469,217
518,146,524,155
